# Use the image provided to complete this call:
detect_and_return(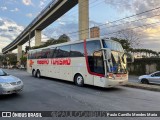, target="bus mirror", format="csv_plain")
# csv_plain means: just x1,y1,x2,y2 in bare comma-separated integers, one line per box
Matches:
125,52,134,63
93,50,103,57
